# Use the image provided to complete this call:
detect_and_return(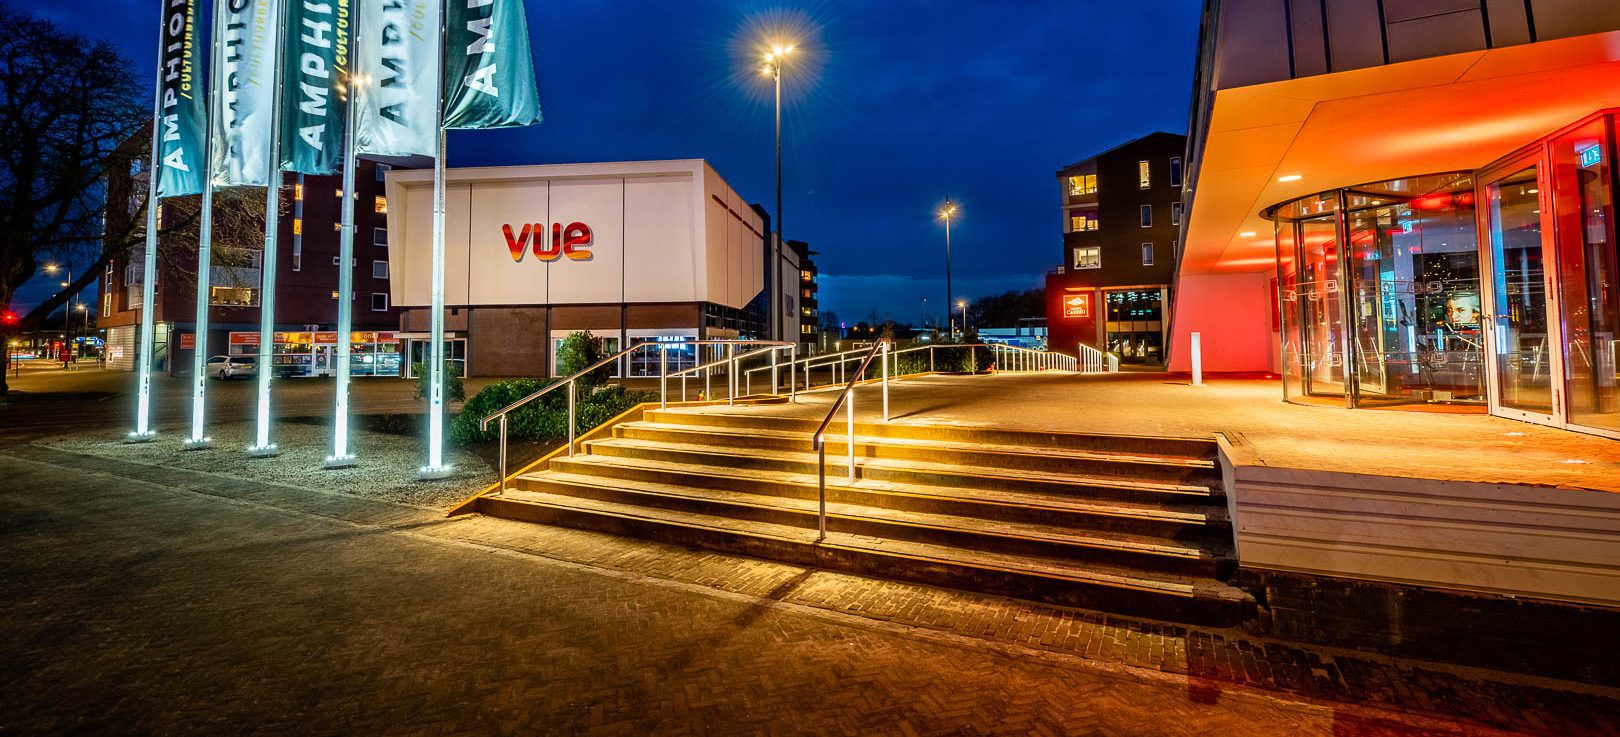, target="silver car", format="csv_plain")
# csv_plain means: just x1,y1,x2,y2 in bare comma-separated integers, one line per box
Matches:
205,355,257,380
